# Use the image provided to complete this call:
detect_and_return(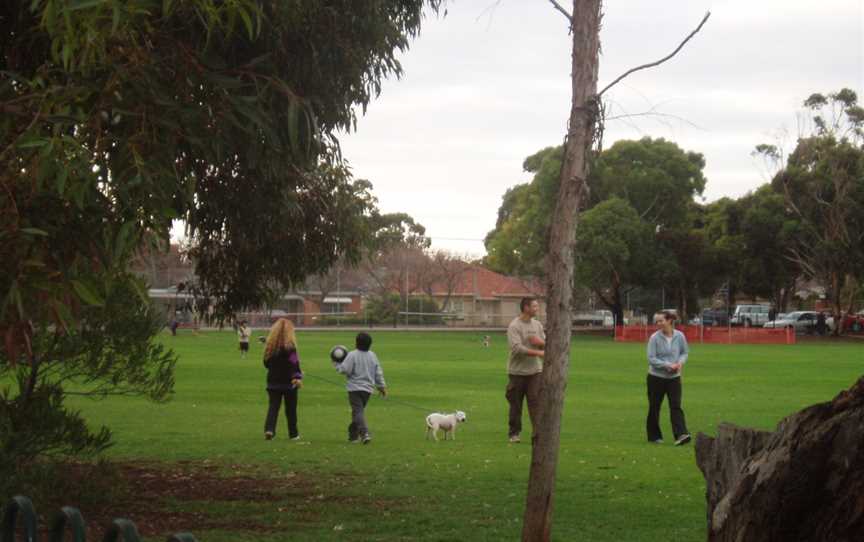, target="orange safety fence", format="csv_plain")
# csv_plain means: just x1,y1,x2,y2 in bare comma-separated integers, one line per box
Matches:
614,325,795,345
